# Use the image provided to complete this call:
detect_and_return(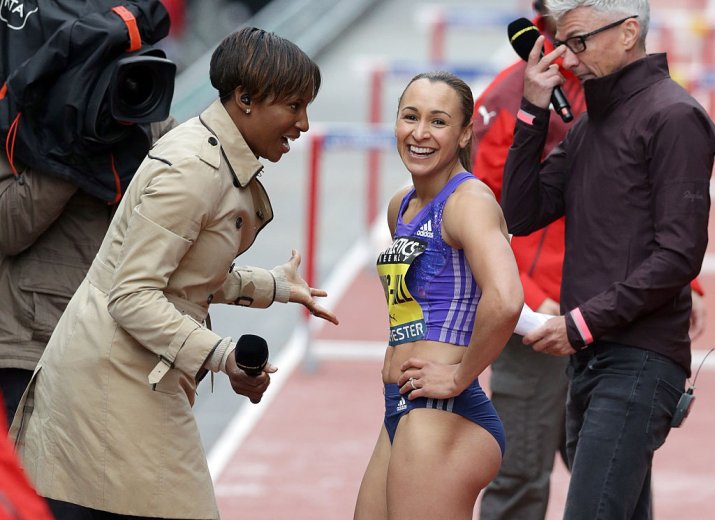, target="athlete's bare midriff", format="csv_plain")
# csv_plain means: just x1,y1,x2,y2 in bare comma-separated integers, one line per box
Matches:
382,340,466,383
